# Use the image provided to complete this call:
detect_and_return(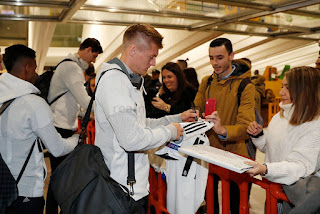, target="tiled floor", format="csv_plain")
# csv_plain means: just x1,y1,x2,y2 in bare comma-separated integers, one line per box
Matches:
44,152,267,214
